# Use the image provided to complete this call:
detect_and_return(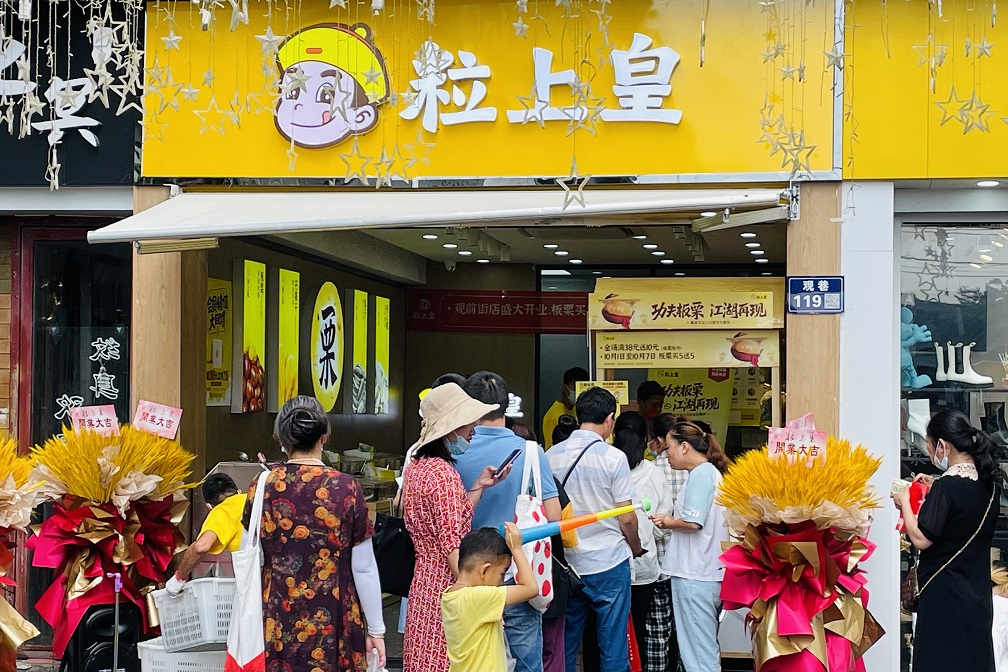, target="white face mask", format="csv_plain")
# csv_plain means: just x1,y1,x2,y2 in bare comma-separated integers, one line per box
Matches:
932,441,949,471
